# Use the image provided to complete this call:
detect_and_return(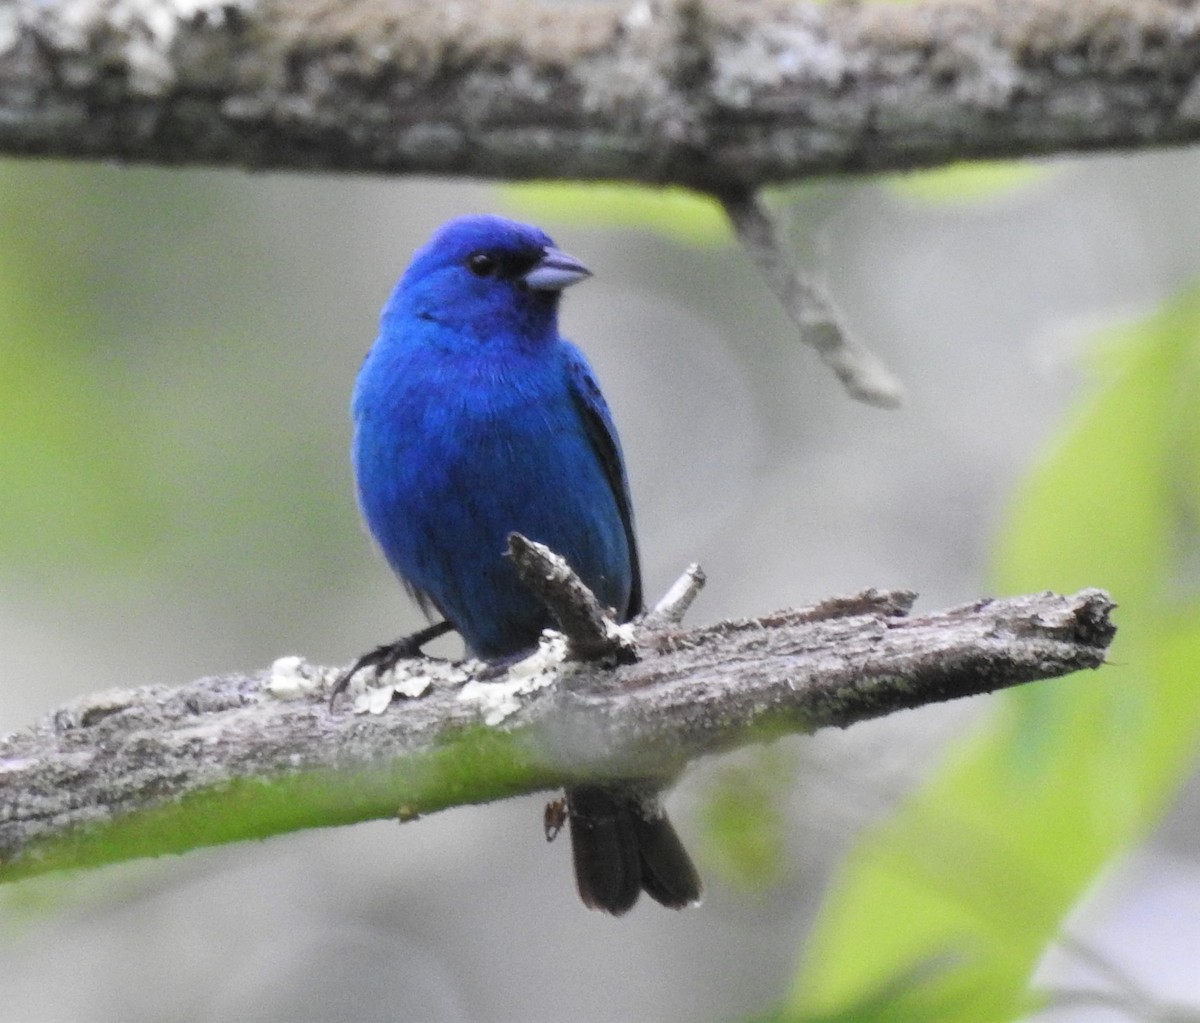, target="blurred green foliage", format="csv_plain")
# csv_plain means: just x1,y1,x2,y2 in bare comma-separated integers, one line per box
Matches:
503,182,729,246
698,746,796,893
890,161,1055,204
0,161,358,605
0,164,167,573
782,285,1200,1021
